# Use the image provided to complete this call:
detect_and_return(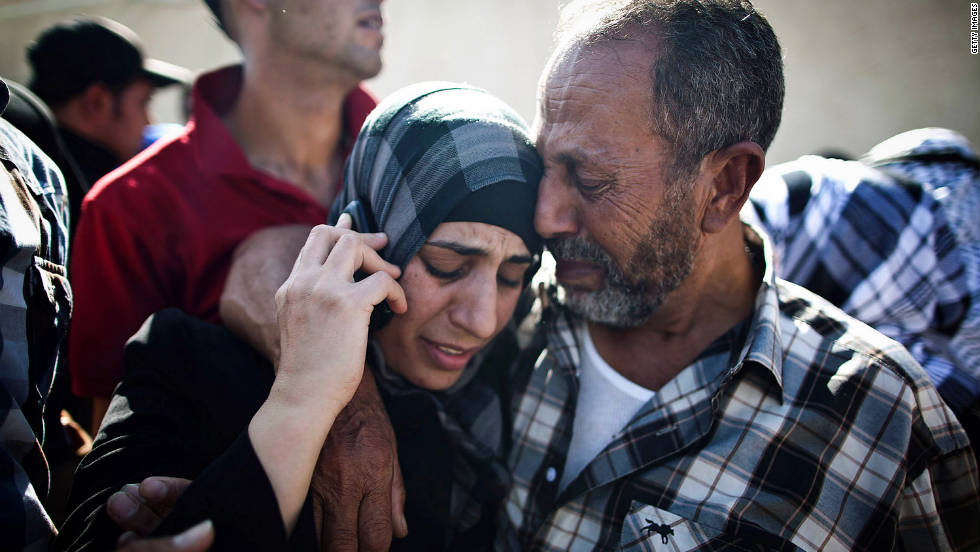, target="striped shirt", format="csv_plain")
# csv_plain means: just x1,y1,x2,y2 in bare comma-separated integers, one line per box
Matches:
496,227,979,551
743,128,978,413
